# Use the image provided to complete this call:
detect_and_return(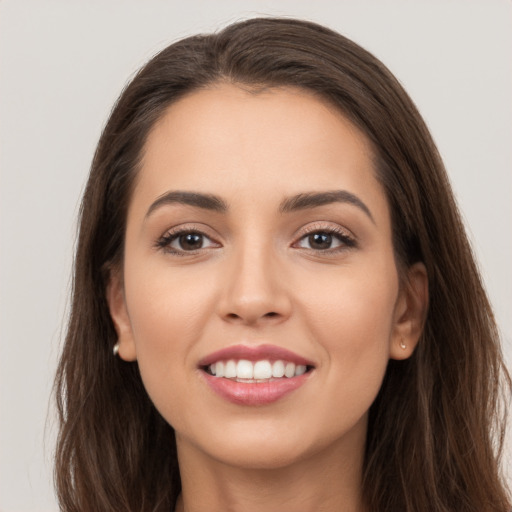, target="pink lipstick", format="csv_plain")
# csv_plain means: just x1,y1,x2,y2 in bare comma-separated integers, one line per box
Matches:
199,344,315,406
